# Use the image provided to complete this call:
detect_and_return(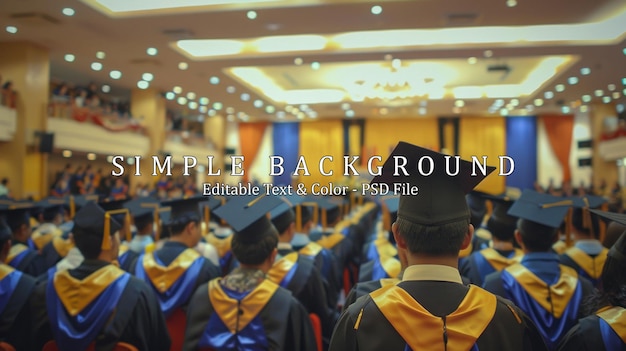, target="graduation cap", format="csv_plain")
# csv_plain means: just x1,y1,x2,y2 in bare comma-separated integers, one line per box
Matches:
0,202,39,232
0,222,11,243
123,198,157,221
482,193,518,239
315,197,341,228
270,195,304,234
507,190,573,228
73,202,123,250
37,197,67,222
156,207,171,240
213,194,284,242
568,195,608,239
199,197,223,233
370,141,495,226
161,196,206,228
588,209,626,263
70,195,99,218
